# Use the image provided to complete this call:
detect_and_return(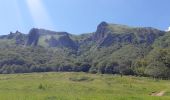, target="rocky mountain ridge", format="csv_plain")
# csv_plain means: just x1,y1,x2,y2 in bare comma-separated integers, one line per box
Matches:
1,22,165,50
0,22,169,78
